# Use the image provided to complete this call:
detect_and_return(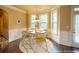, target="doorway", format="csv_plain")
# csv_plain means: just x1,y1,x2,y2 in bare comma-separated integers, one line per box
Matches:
0,9,8,39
